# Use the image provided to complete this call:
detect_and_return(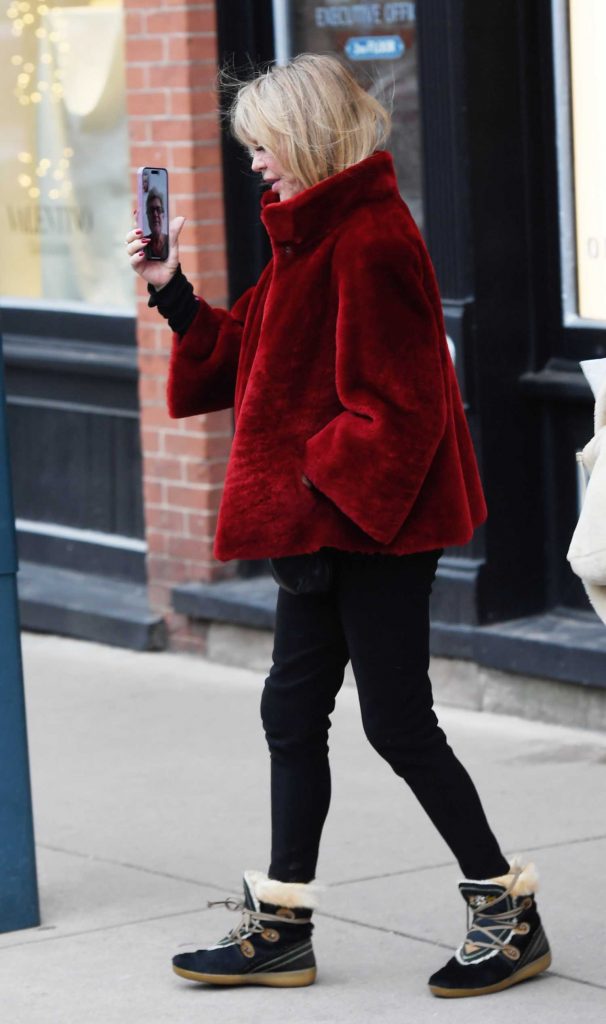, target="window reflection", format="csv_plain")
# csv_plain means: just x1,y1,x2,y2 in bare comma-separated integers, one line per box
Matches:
0,1,132,311
288,1,423,226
